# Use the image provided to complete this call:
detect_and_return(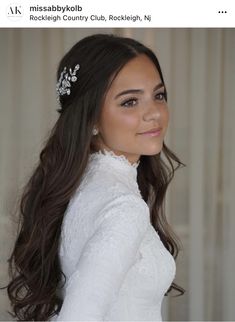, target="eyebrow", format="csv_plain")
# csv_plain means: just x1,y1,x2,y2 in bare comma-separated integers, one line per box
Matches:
114,82,165,99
